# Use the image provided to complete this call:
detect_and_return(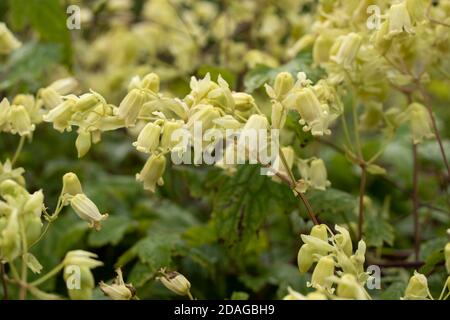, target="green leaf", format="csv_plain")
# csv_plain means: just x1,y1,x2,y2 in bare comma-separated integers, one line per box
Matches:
307,188,358,223
127,261,156,288
244,52,324,92
419,250,445,274
0,42,62,92
88,215,136,247
380,281,407,300
211,164,294,251
364,211,394,247
8,0,72,64
367,164,387,175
